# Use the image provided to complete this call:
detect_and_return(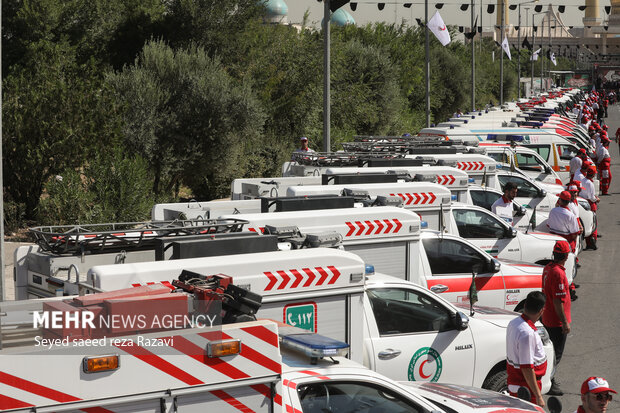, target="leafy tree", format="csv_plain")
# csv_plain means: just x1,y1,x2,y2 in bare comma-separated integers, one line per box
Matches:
3,40,123,220
107,40,266,200
37,150,155,224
